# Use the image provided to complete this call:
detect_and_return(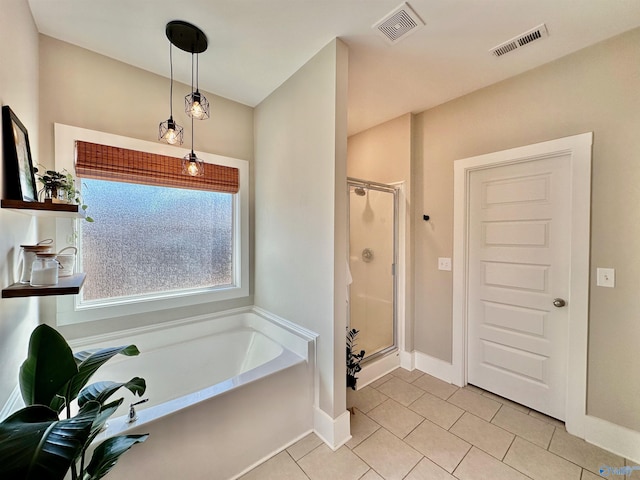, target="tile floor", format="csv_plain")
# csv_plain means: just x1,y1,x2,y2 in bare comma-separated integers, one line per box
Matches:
240,368,640,480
